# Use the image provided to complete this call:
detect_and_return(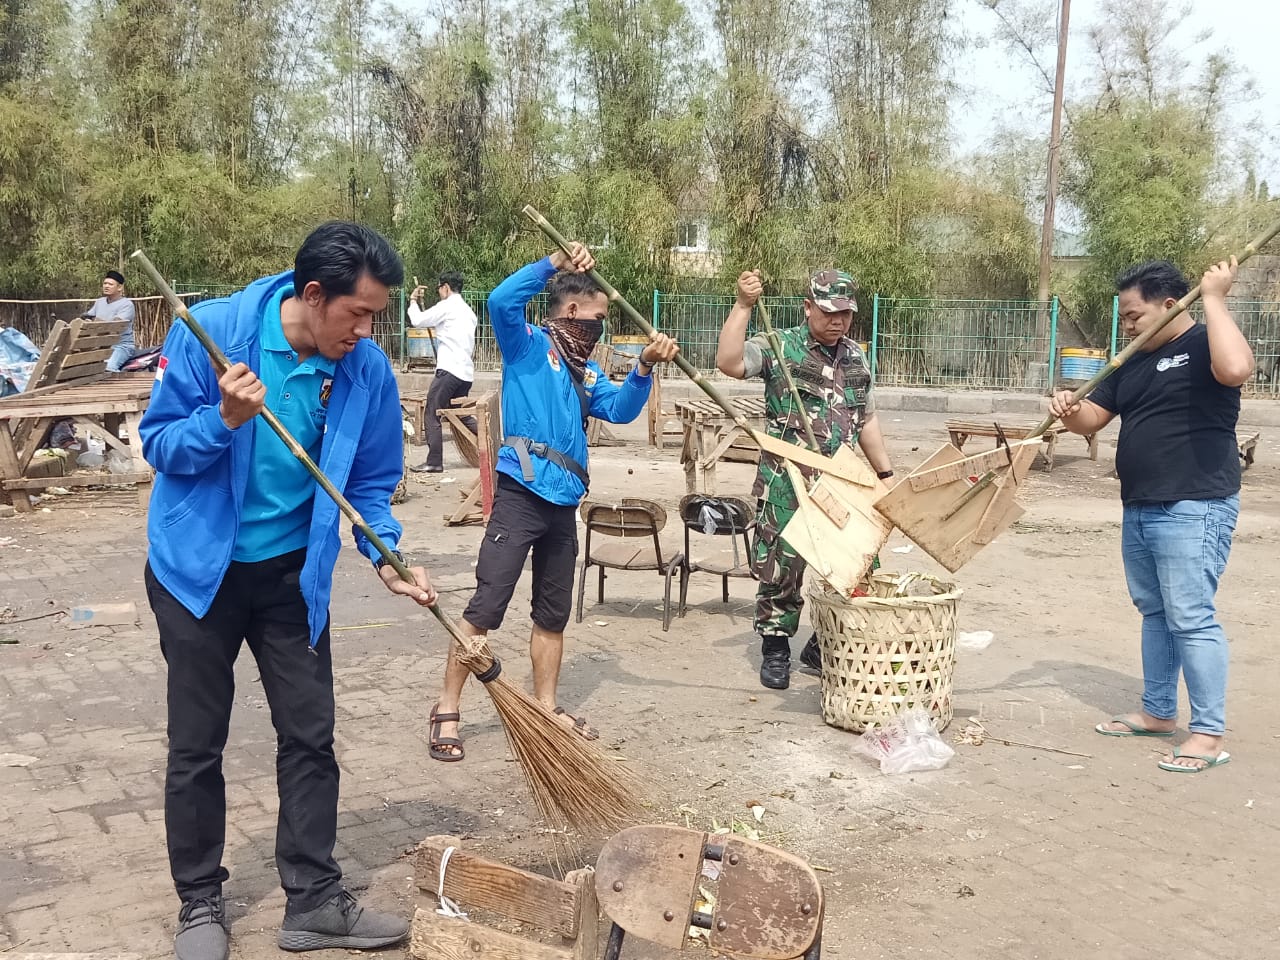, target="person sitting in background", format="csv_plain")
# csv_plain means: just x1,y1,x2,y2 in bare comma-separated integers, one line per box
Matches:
80,269,137,372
